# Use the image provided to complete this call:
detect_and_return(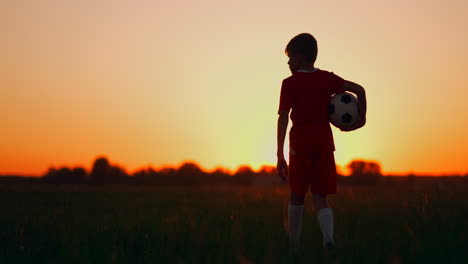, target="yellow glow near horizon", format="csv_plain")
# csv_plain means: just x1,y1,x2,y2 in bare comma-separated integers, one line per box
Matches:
1,0,468,176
